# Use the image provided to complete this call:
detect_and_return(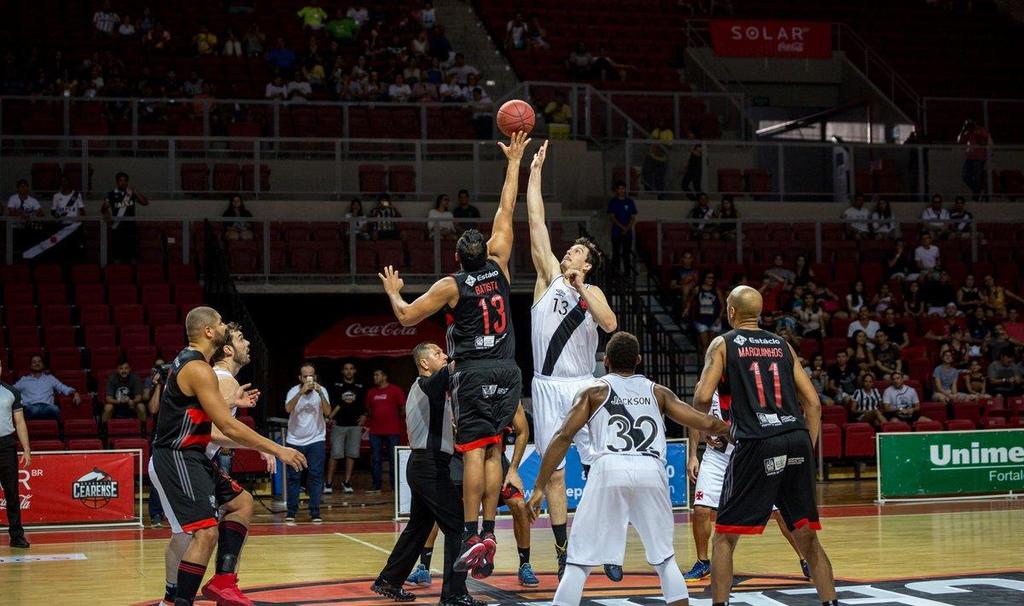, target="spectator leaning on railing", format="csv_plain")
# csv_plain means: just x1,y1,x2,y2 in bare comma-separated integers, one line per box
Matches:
14,354,81,421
